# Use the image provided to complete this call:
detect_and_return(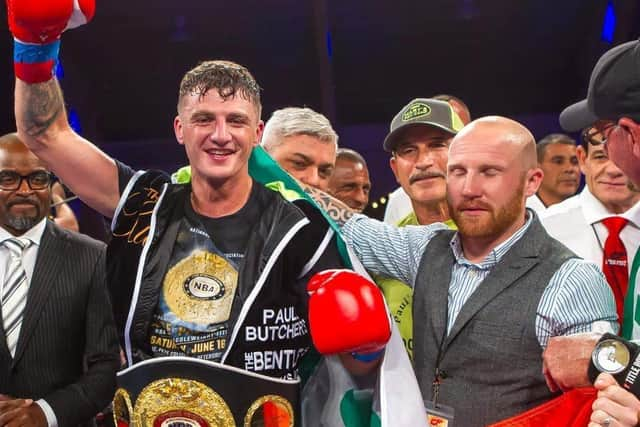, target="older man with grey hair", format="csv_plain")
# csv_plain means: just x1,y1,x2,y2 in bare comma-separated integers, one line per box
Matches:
262,107,338,191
